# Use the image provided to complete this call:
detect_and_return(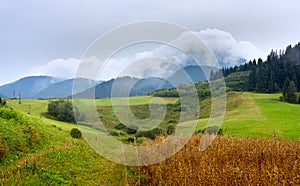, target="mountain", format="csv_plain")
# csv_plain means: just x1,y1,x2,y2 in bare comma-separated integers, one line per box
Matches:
74,76,172,98
0,76,62,99
35,78,98,99
0,93,7,98
130,77,172,96
74,65,217,98
0,65,219,99
167,65,218,86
